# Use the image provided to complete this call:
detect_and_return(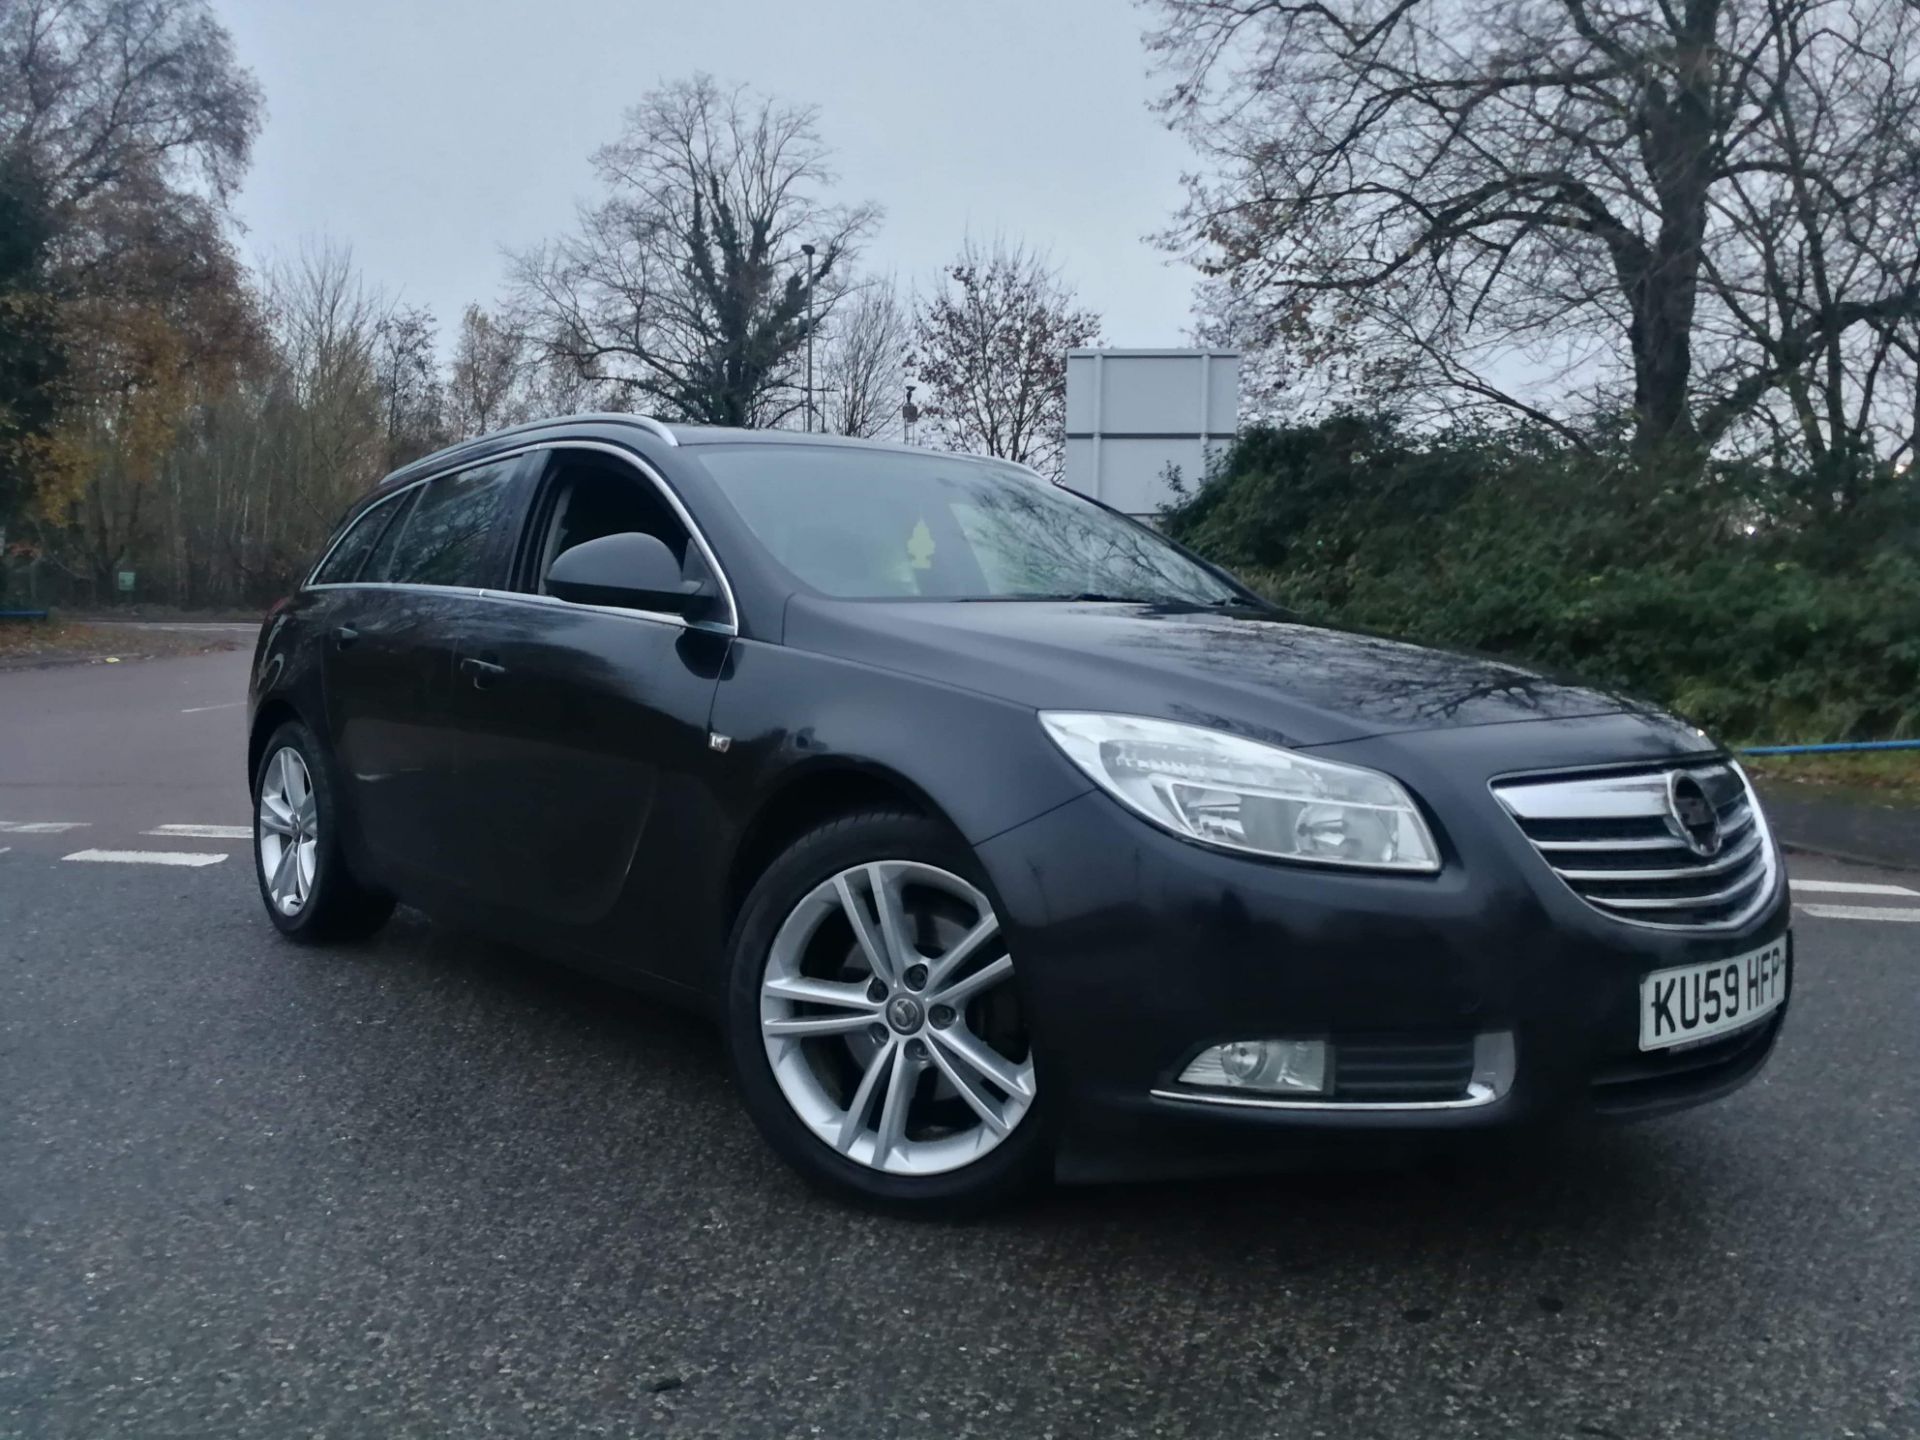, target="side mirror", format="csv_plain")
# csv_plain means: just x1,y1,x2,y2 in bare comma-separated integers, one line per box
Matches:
545,532,709,614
